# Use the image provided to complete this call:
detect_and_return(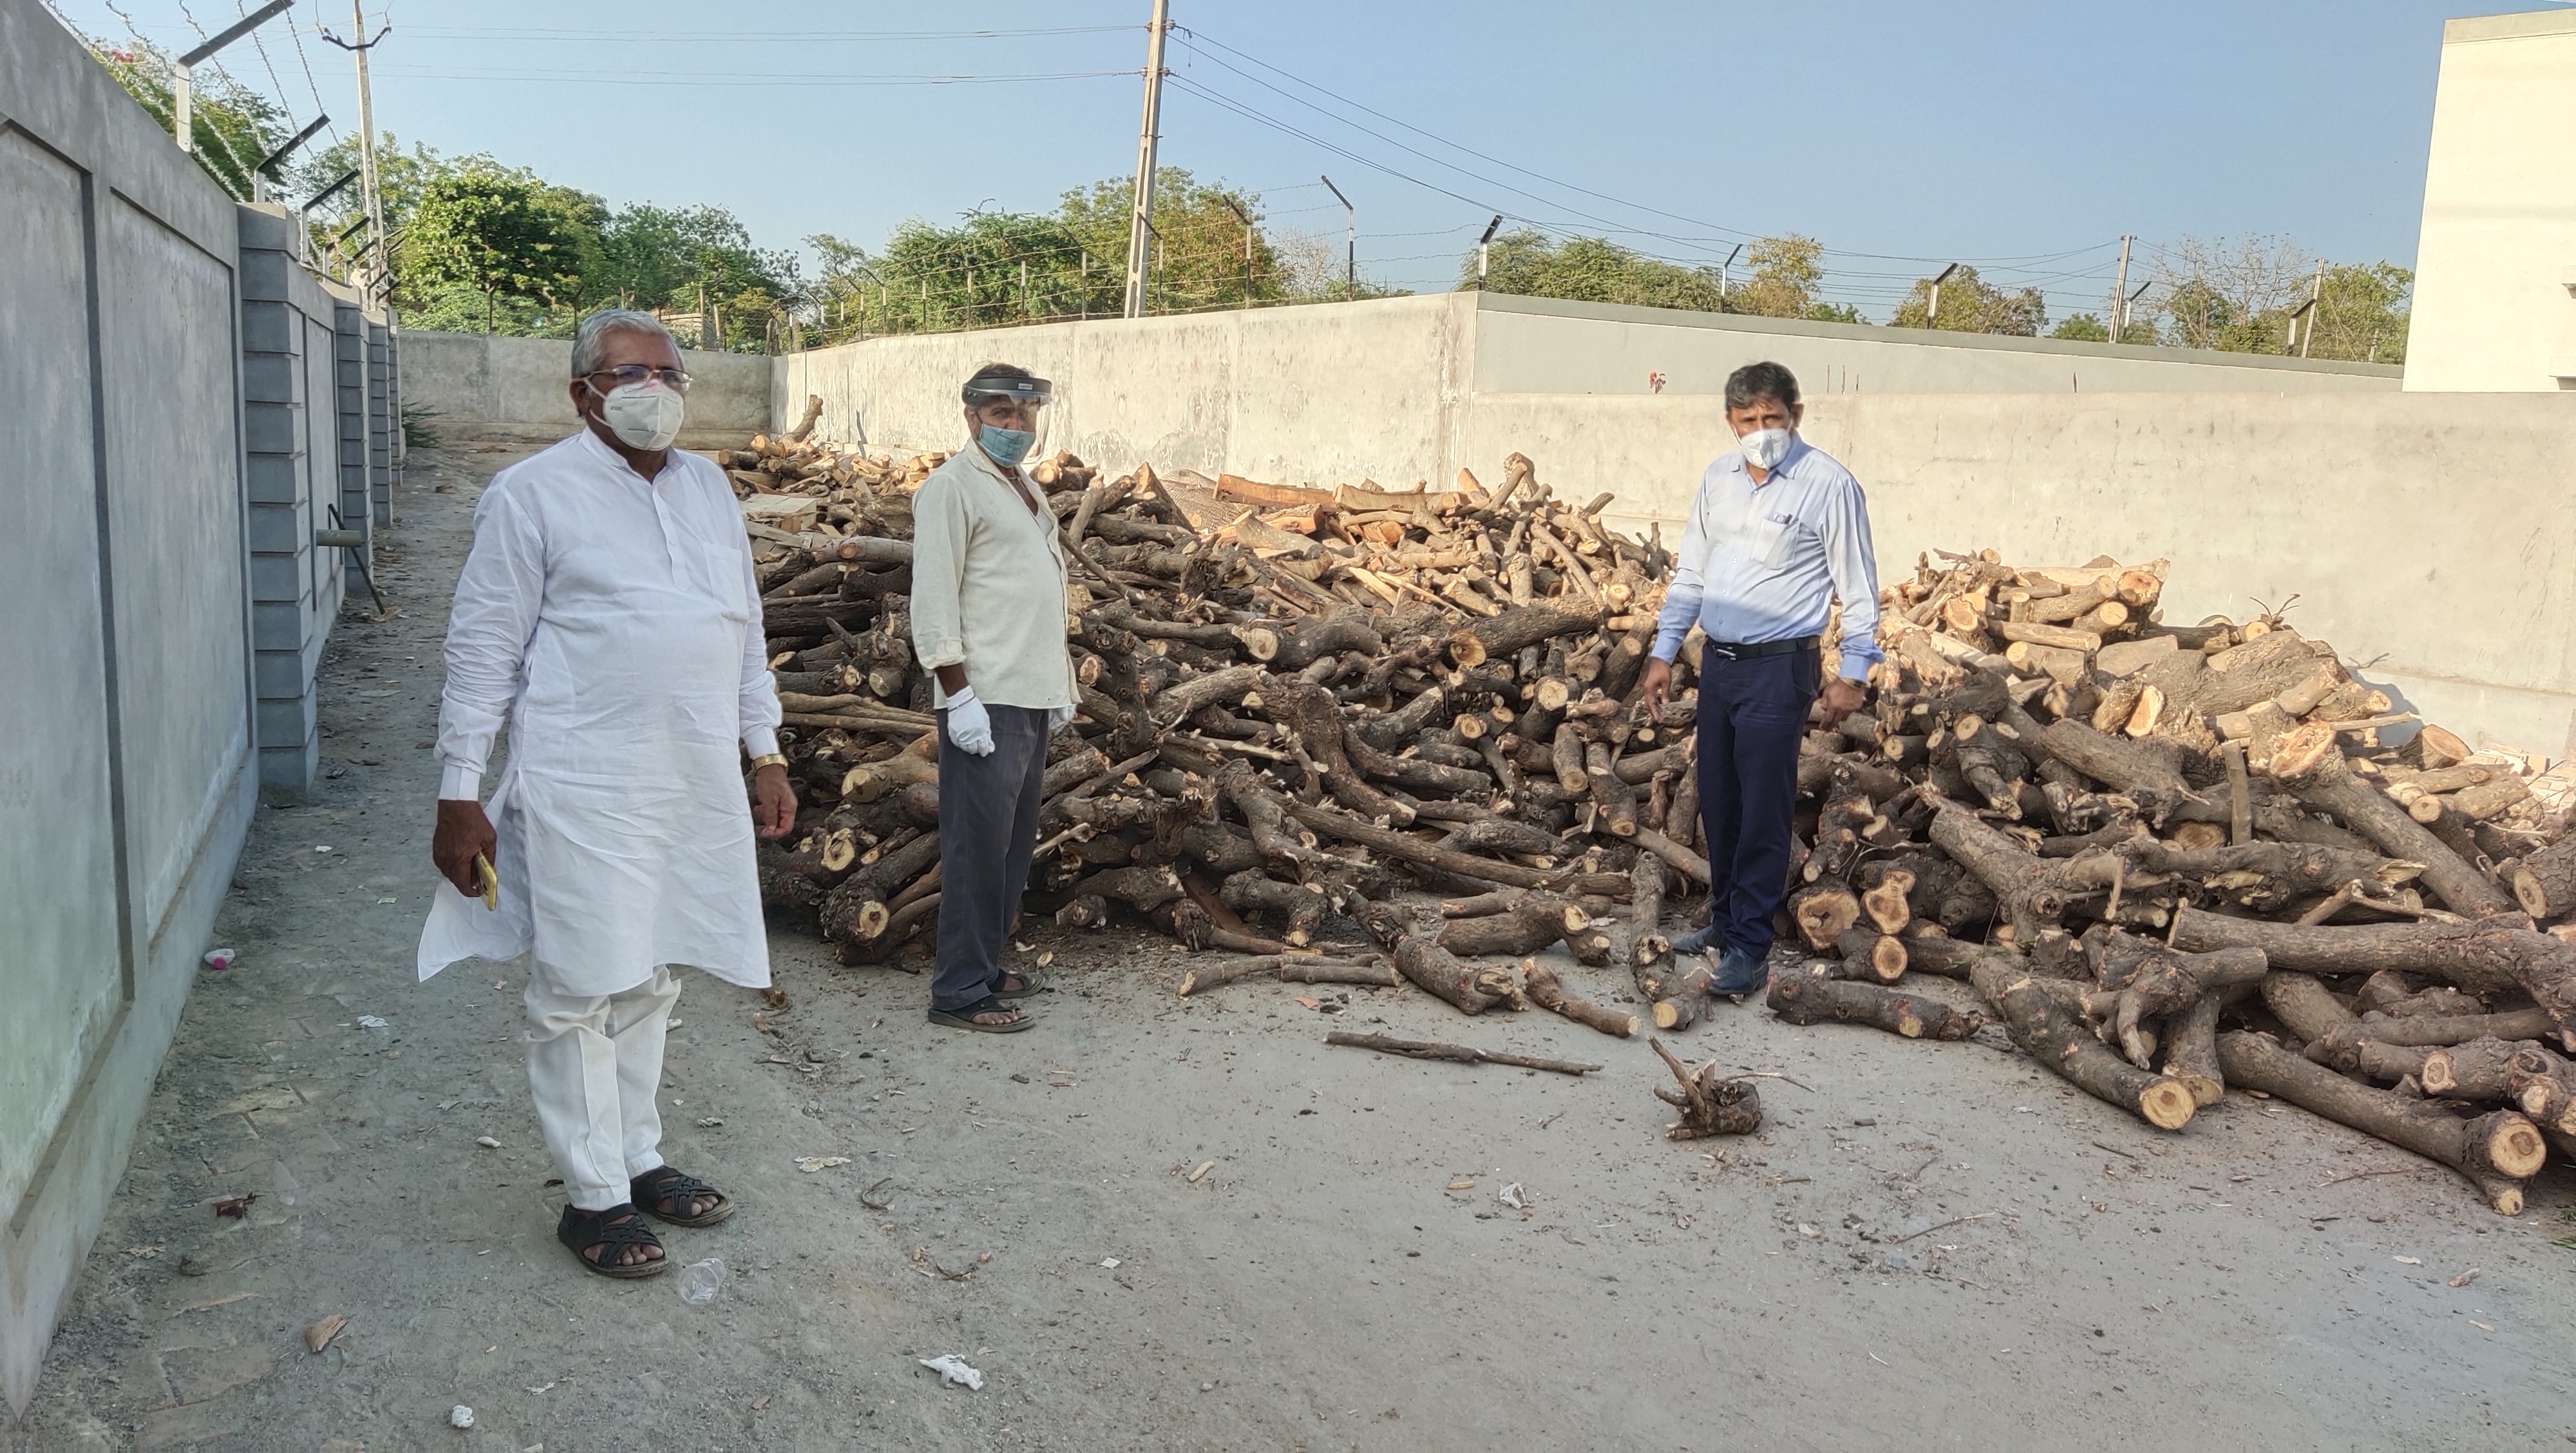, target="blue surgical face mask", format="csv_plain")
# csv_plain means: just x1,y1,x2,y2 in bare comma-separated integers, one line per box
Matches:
979,424,1035,470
